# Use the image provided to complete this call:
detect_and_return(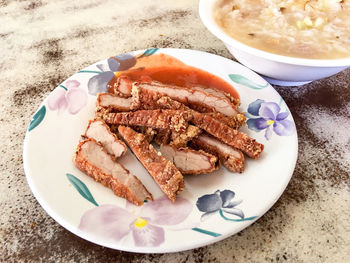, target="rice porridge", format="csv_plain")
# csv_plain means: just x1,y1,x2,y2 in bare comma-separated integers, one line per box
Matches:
214,0,350,59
